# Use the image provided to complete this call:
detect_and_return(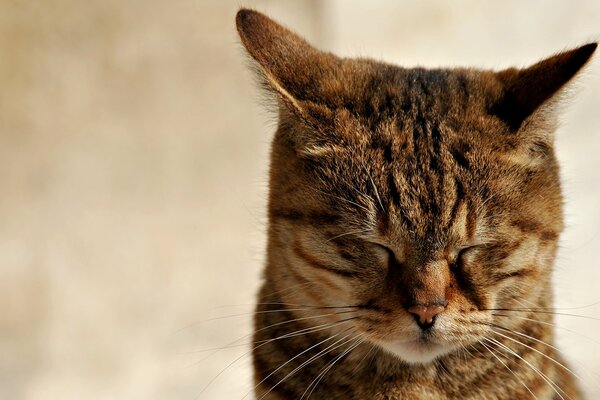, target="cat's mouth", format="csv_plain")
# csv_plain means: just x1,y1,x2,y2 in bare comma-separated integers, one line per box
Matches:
380,336,454,364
